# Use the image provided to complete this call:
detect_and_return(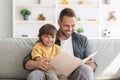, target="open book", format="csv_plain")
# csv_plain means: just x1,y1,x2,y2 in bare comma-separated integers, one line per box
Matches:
82,51,98,63
50,51,97,77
